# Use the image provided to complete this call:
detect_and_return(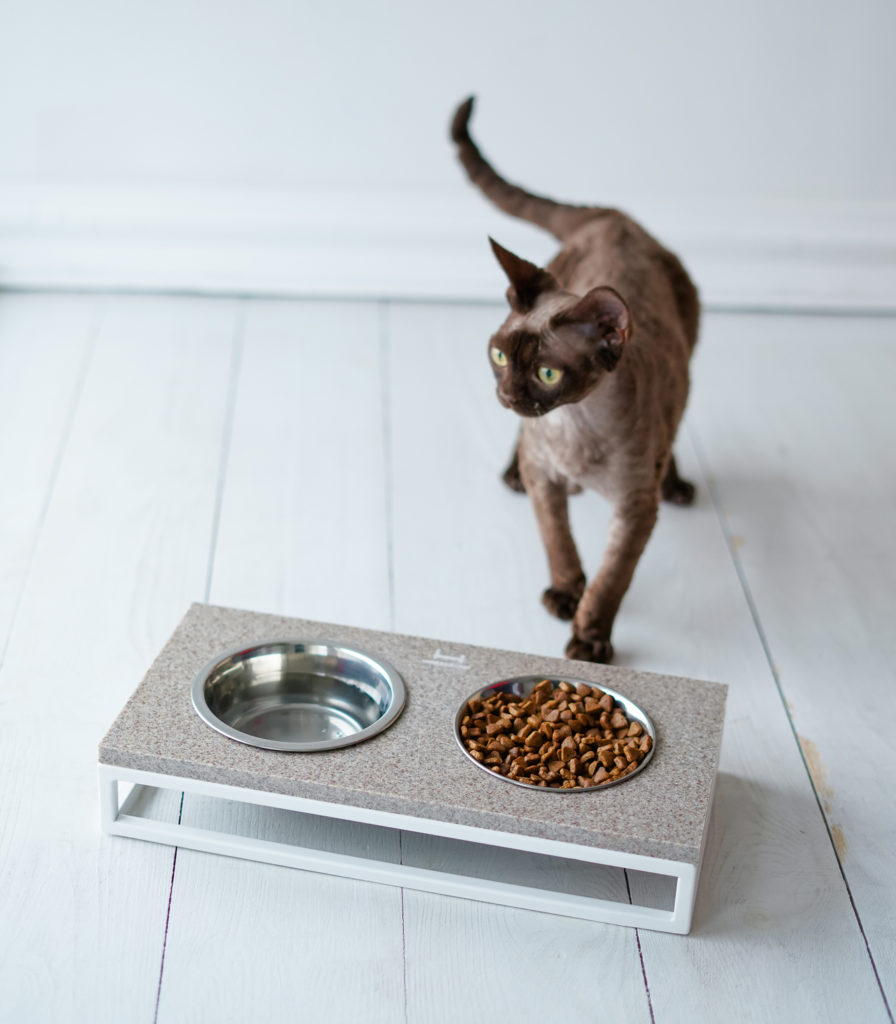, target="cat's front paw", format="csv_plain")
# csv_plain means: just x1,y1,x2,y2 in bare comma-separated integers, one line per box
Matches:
541,586,582,621
565,636,615,664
